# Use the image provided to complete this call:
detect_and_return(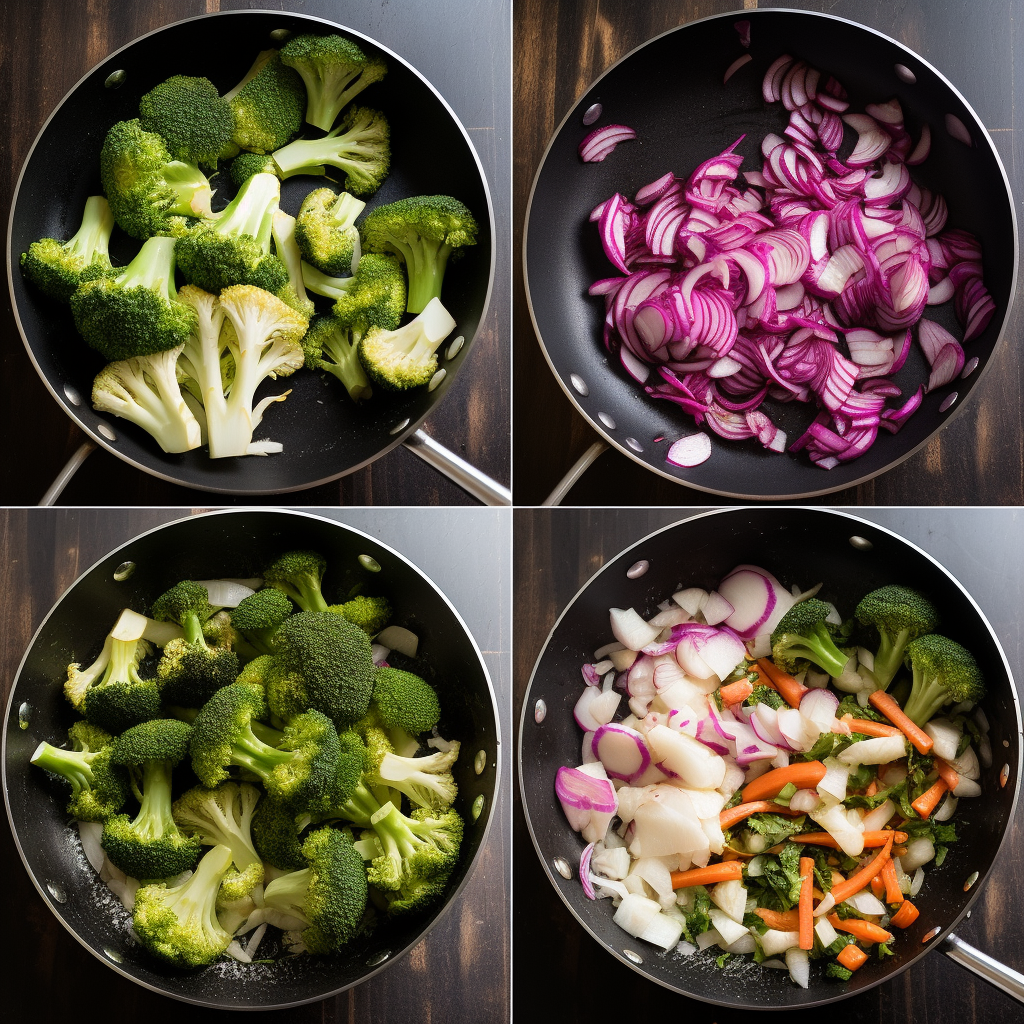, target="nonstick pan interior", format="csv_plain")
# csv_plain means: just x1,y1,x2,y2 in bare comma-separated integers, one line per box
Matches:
519,508,1020,1008
524,9,1016,499
4,509,500,1009
8,10,494,495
